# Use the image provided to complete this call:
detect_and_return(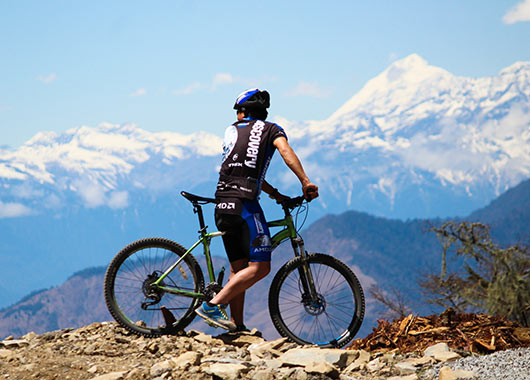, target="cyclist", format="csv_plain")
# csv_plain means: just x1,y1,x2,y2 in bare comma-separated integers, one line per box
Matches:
195,88,319,331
